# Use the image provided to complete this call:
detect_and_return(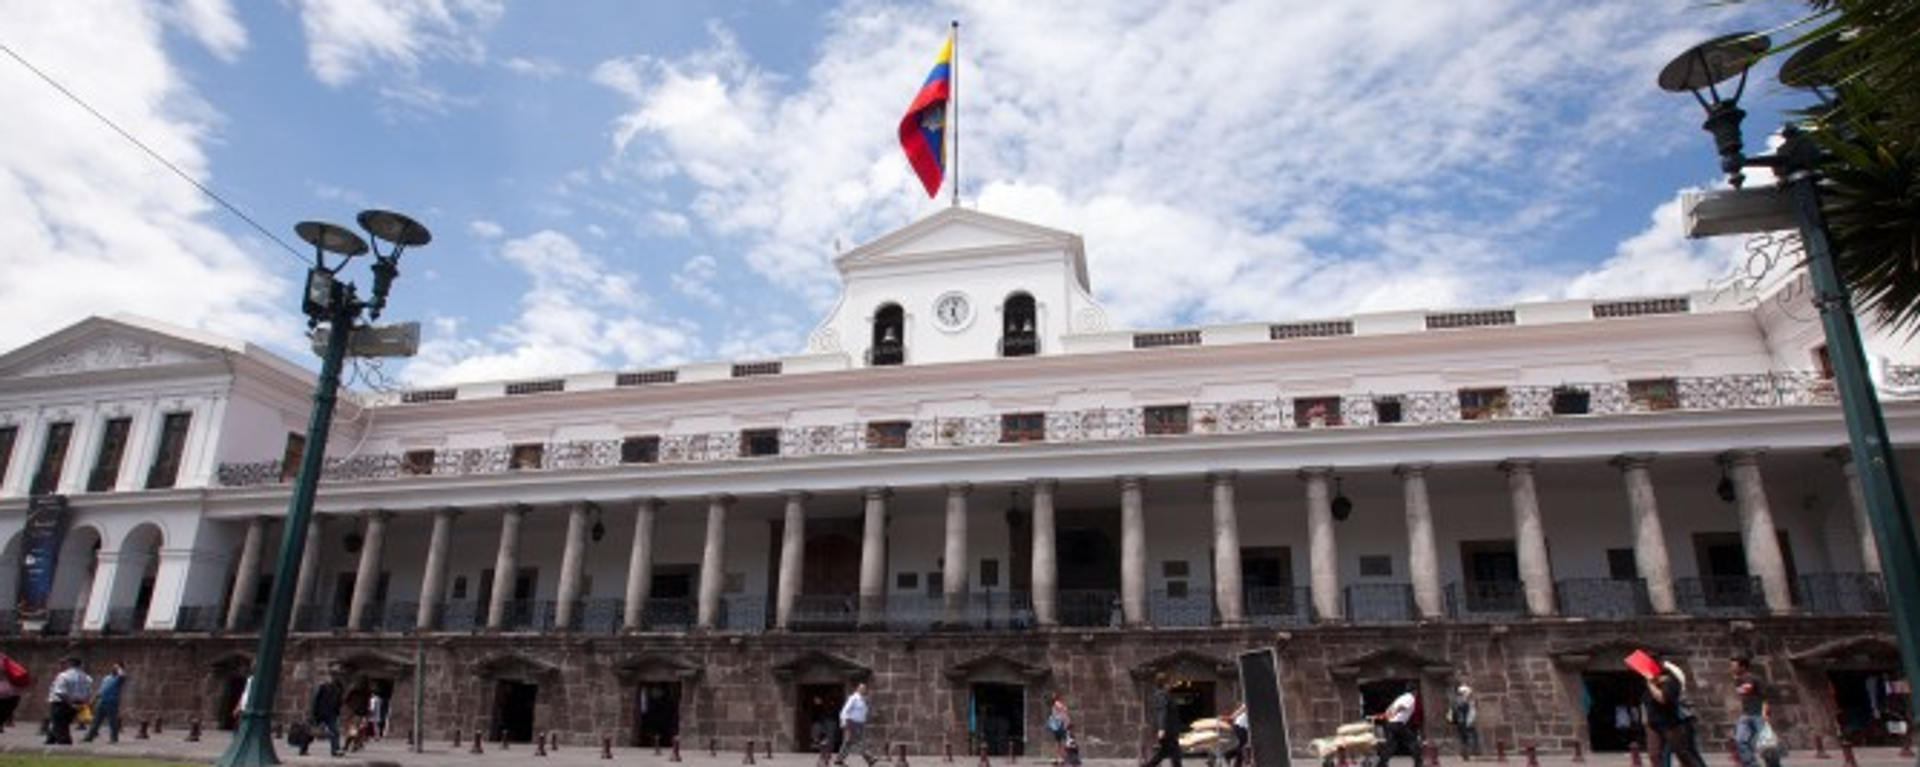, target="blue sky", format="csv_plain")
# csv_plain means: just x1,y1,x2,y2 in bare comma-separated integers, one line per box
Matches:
0,1,1811,387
